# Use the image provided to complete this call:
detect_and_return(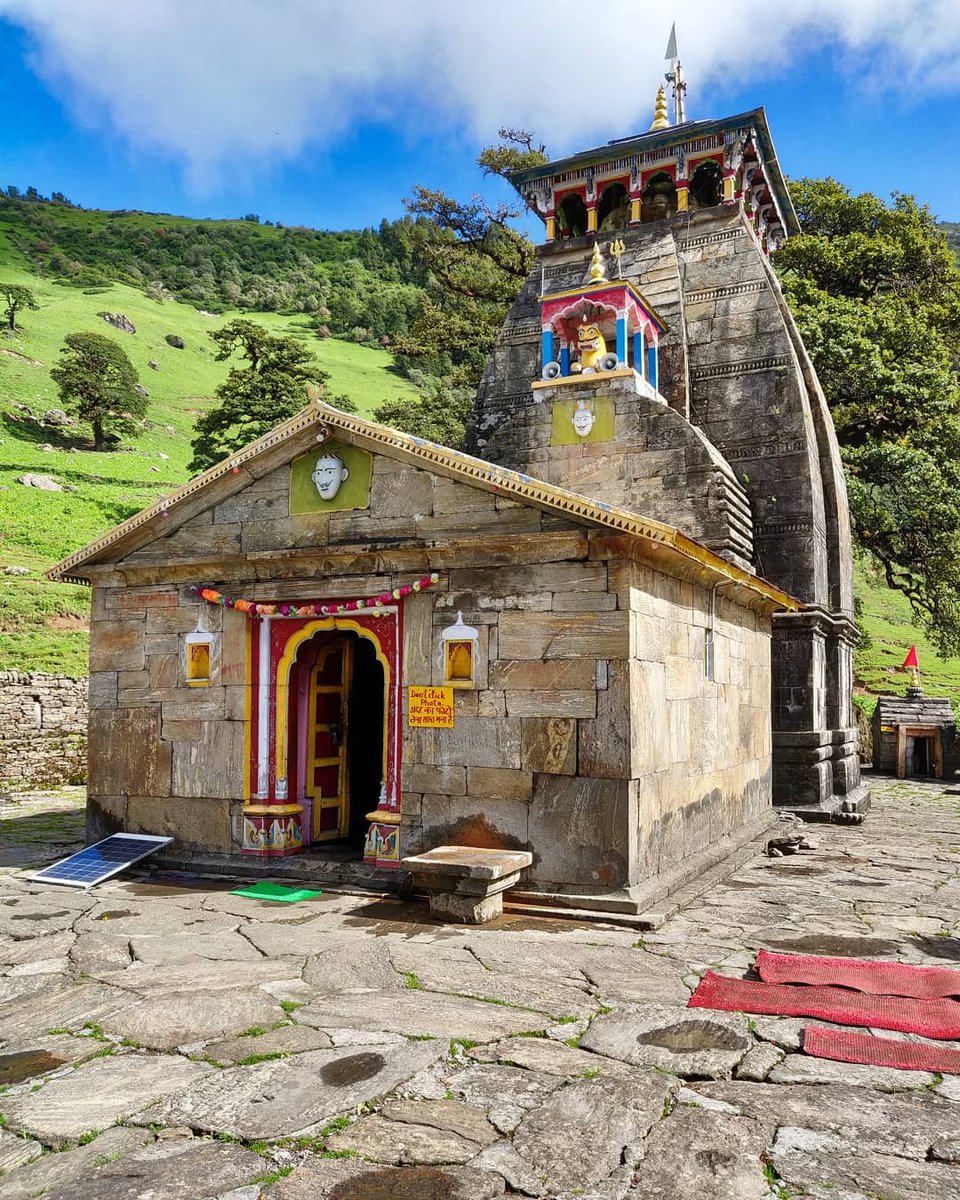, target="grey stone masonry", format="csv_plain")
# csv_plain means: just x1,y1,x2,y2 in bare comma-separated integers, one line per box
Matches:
0,672,87,790
467,201,866,820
